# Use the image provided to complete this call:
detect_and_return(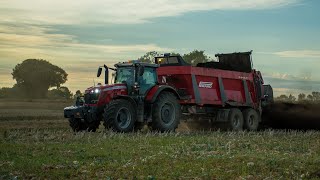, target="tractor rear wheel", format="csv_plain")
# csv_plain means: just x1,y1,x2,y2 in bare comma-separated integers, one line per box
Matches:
227,108,244,131
152,92,181,132
68,117,87,132
103,99,136,132
243,108,260,131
